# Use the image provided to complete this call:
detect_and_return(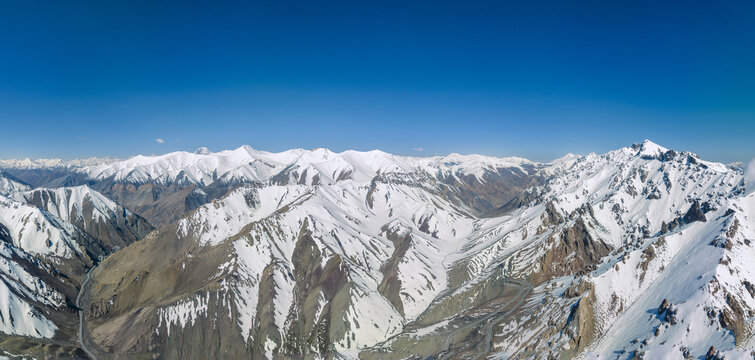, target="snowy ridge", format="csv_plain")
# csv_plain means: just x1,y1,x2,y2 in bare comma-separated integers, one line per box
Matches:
441,140,750,358
0,242,62,338
16,185,124,224
136,140,755,358
0,243,65,309
70,146,541,186
0,195,84,258
0,280,57,338
0,173,147,341
0,174,29,197
174,176,476,350
545,139,738,245
585,194,755,359
2,141,748,358
0,157,118,170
